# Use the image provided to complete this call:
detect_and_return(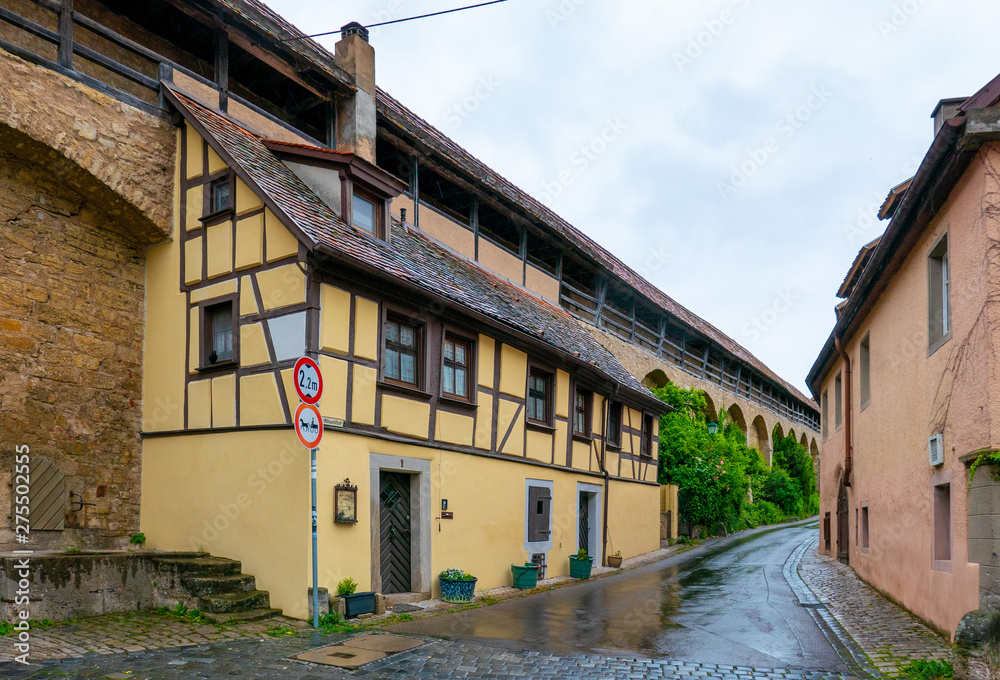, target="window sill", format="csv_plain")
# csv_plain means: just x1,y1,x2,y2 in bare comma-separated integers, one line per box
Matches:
928,330,952,358
606,442,622,451
197,360,238,374
526,420,556,434
199,207,234,226
860,400,870,413
439,394,477,411
572,433,594,444
378,380,432,400
931,559,952,573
